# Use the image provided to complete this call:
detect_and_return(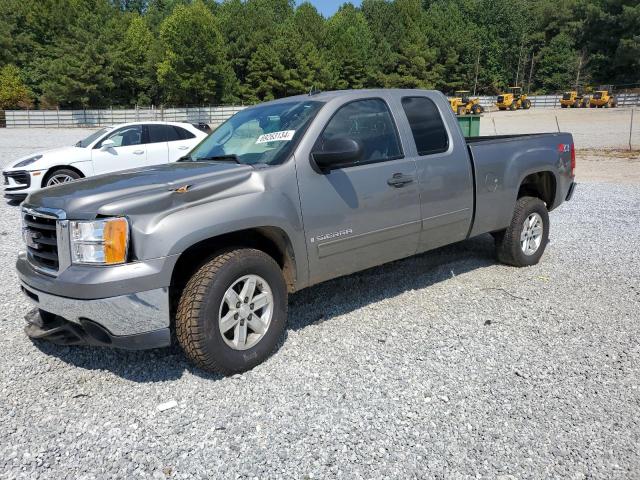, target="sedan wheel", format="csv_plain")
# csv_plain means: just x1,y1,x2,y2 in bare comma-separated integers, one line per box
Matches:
46,174,75,186
43,168,81,188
